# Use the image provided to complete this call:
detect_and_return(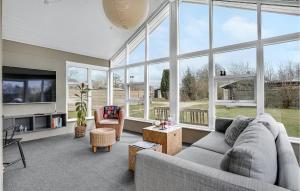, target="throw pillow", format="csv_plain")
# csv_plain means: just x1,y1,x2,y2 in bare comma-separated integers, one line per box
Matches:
250,113,279,139
220,123,277,184
103,106,120,119
224,115,254,147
